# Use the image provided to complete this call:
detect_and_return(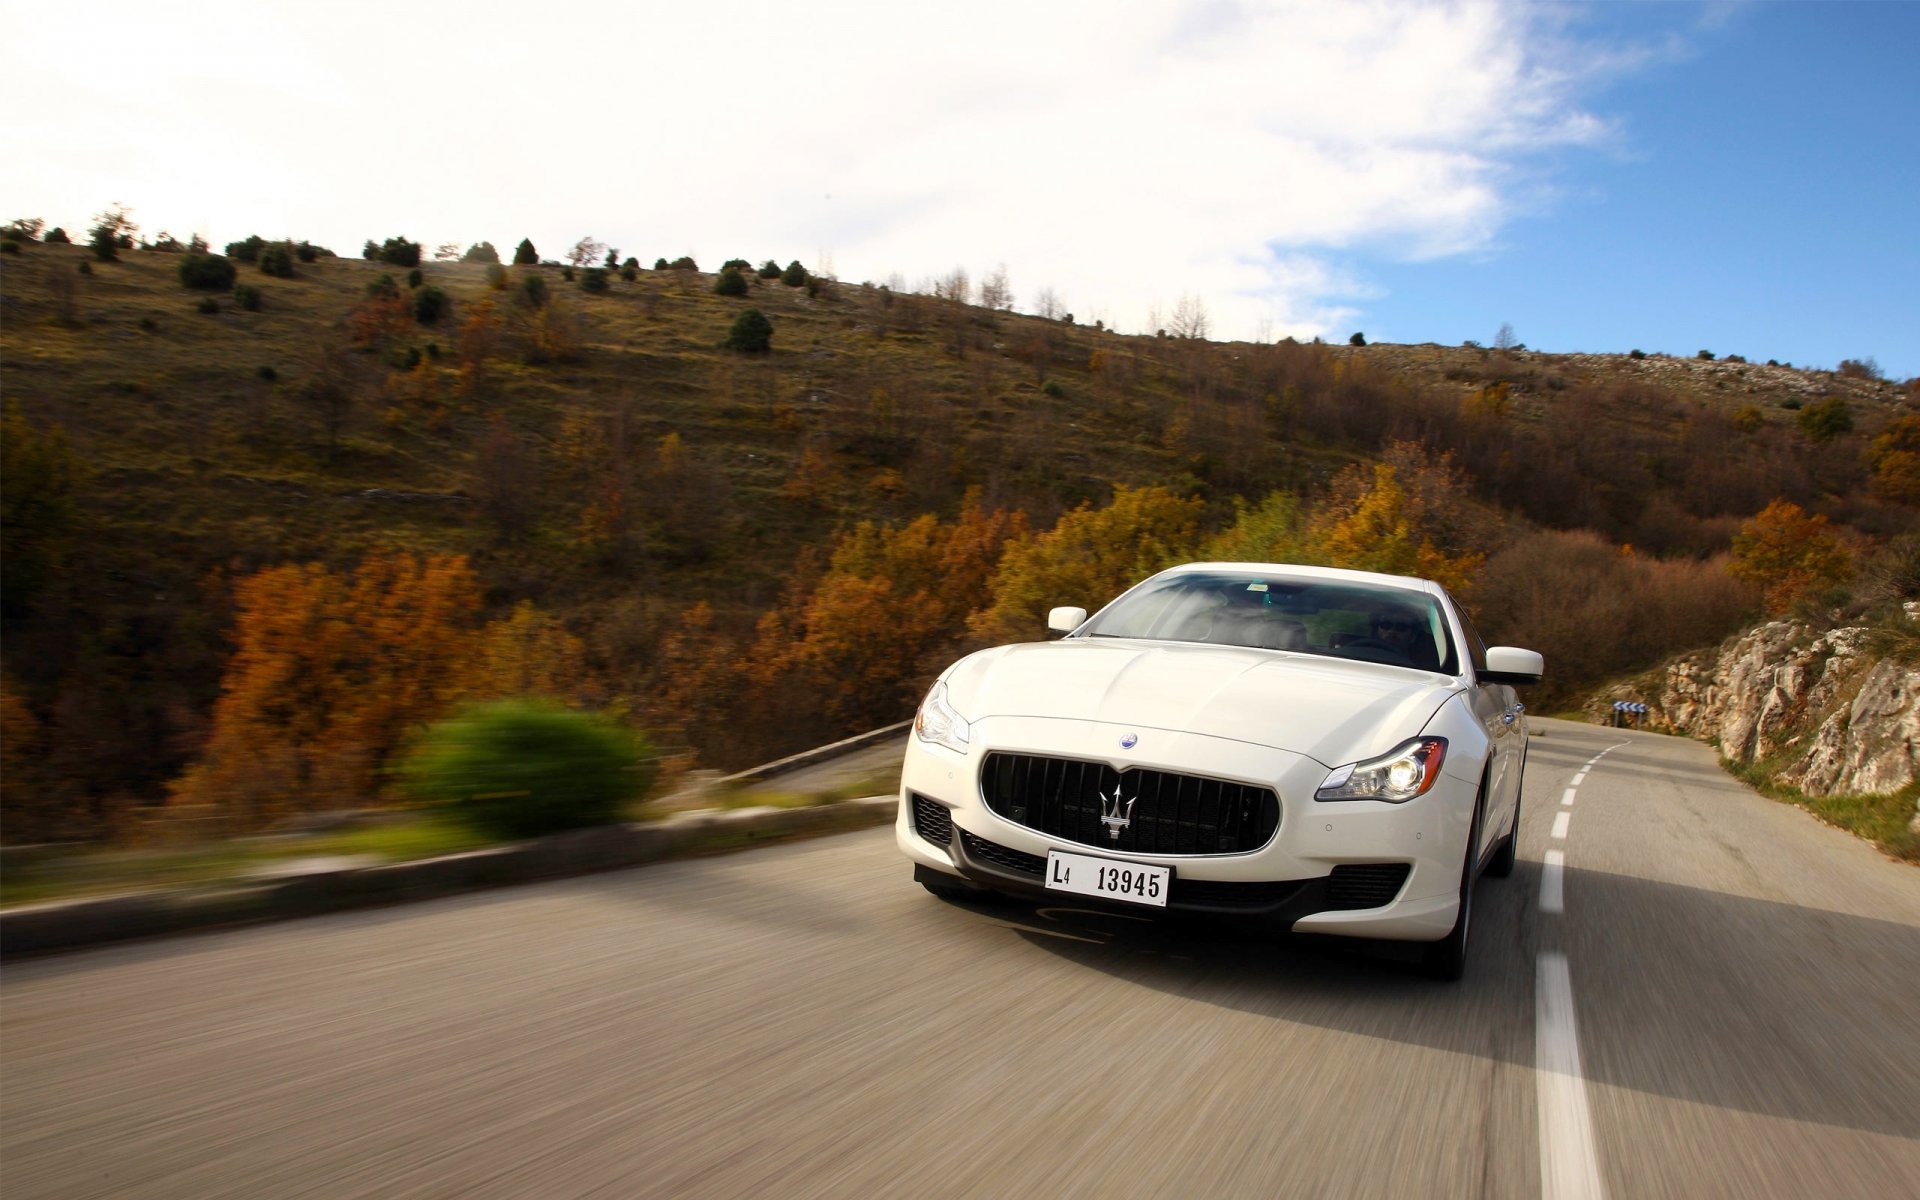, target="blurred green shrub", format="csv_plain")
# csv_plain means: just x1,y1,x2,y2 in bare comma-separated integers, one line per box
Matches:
178,254,236,290
401,699,655,838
